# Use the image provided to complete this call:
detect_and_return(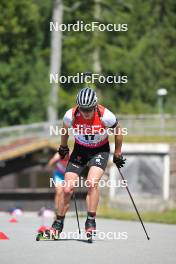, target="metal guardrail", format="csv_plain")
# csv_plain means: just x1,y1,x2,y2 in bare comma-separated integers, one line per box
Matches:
118,114,176,136
0,121,62,145
0,115,176,146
